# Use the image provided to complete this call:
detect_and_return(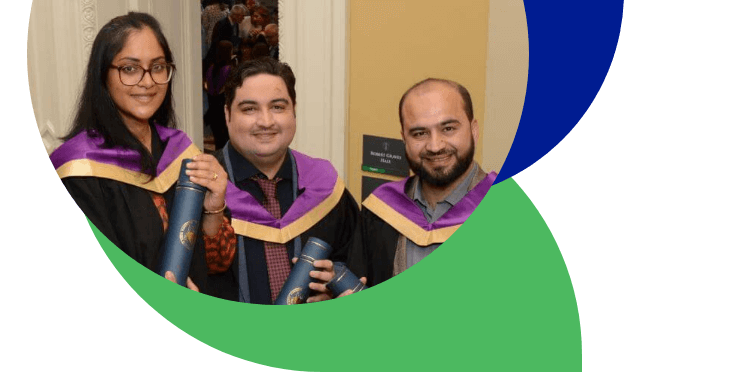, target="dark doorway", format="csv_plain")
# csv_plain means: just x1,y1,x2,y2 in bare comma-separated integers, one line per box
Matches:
200,0,280,153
